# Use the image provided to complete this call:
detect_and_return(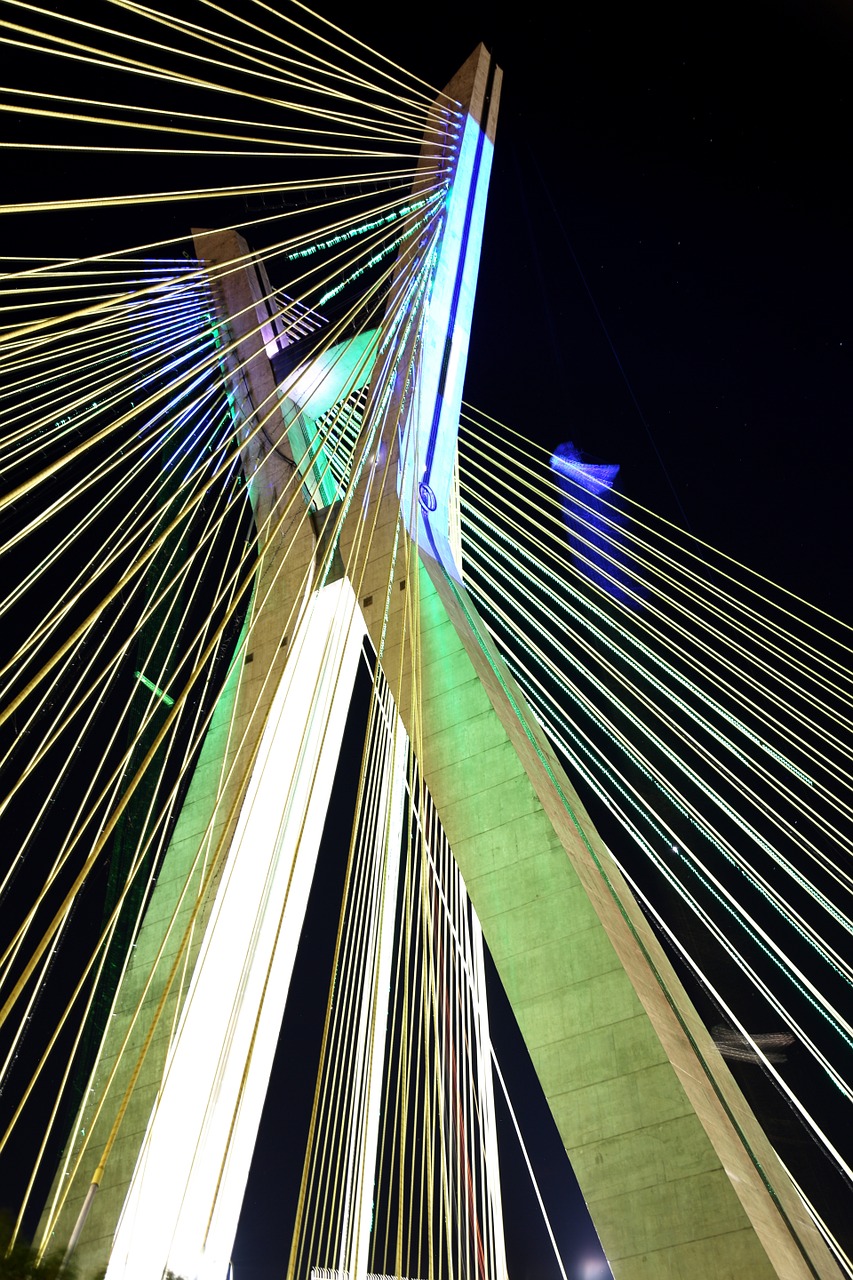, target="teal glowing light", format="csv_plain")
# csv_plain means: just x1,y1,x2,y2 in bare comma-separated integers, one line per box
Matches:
134,670,175,706
286,196,437,261
317,205,439,306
